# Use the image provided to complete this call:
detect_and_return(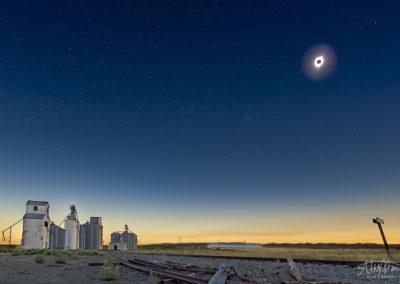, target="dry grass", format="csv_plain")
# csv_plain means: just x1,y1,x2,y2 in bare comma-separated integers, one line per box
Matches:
55,255,67,264
133,247,400,262
34,254,45,263
0,256,9,266
148,271,159,284
99,254,119,281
